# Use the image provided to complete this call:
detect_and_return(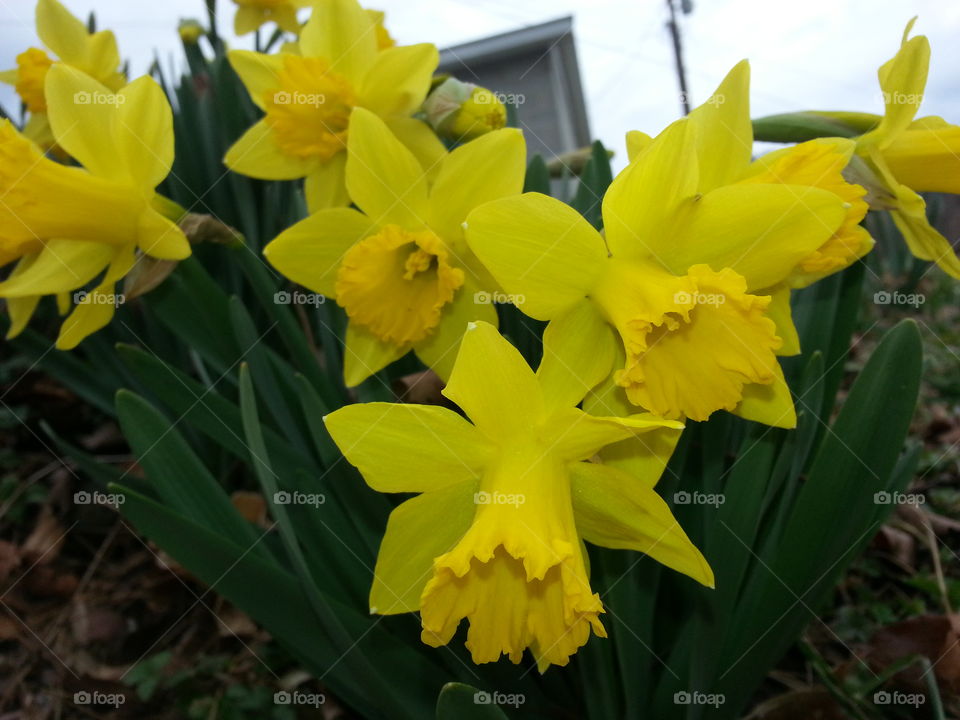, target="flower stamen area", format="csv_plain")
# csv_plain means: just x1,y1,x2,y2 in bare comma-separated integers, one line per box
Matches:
263,55,356,161
335,225,464,345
